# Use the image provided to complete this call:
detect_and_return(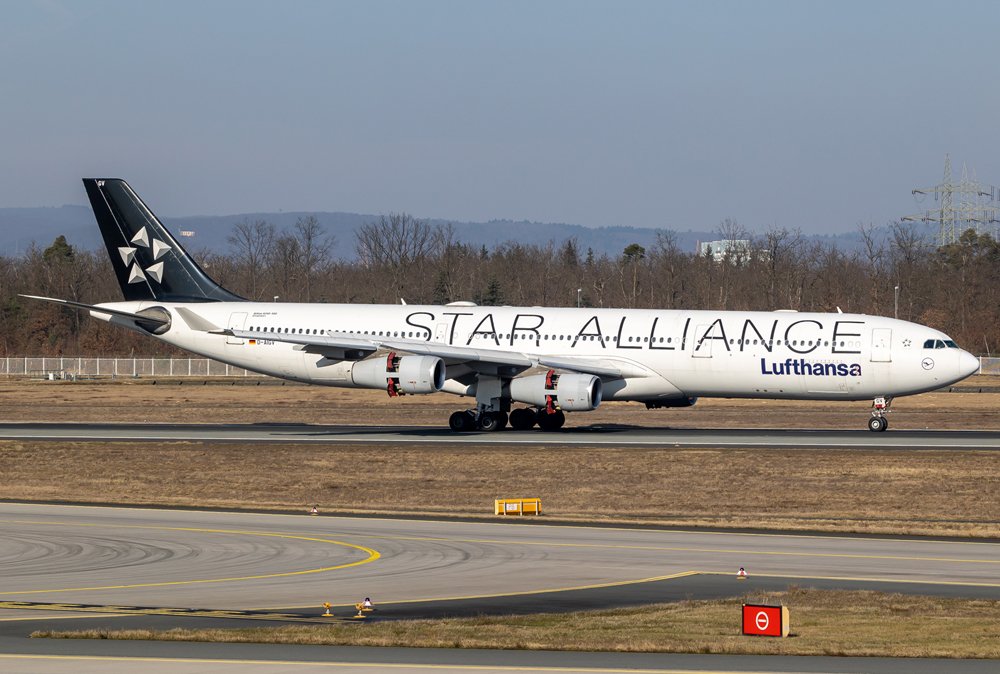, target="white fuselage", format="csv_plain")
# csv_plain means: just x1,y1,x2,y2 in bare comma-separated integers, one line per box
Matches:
97,301,979,403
